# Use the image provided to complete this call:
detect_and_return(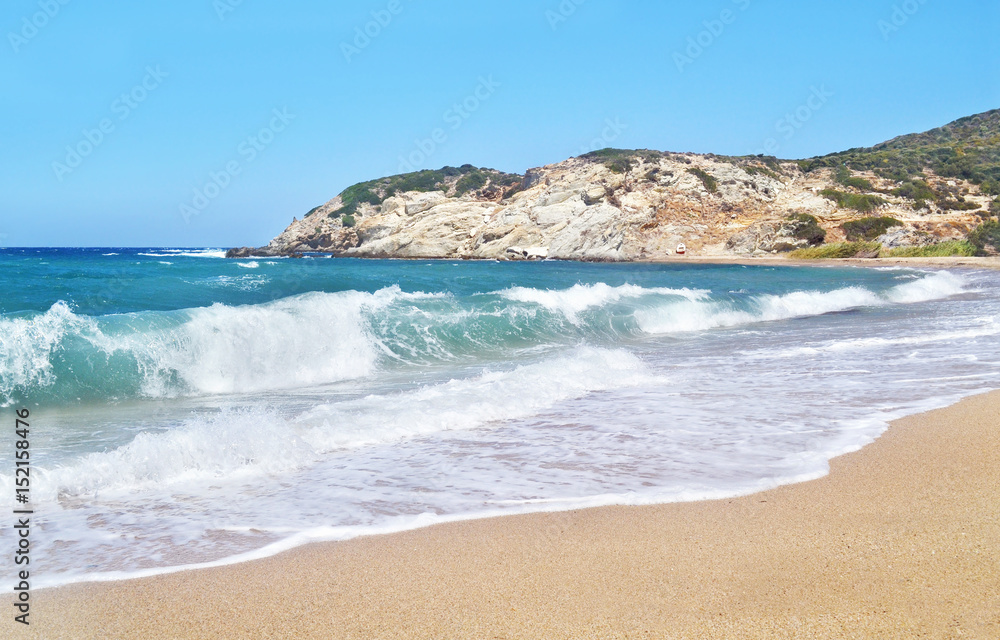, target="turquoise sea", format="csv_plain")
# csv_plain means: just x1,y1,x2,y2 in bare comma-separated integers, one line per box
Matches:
1,248,998,587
